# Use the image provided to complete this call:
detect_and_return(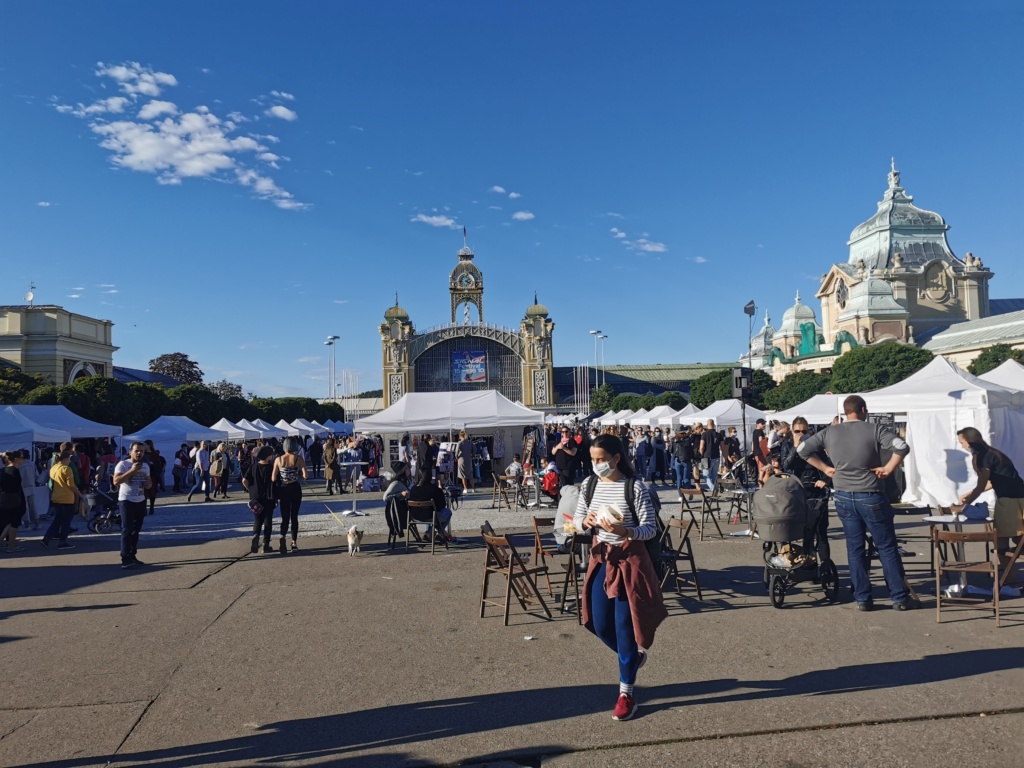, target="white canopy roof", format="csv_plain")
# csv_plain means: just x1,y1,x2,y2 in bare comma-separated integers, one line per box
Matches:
125,416,229,444
242,419,289,439
658,403,699,427
0,406,73,452
3,404,121,438
273,419,303,437
689,399,768,429
292,418,327,437
862,356,1024,412
772,394,846,425
979,359,1024,391
599,409,635,426
210,418,260,441
310,420,330,433
630,405,676,428
354,391,545,433
626,408,651,426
